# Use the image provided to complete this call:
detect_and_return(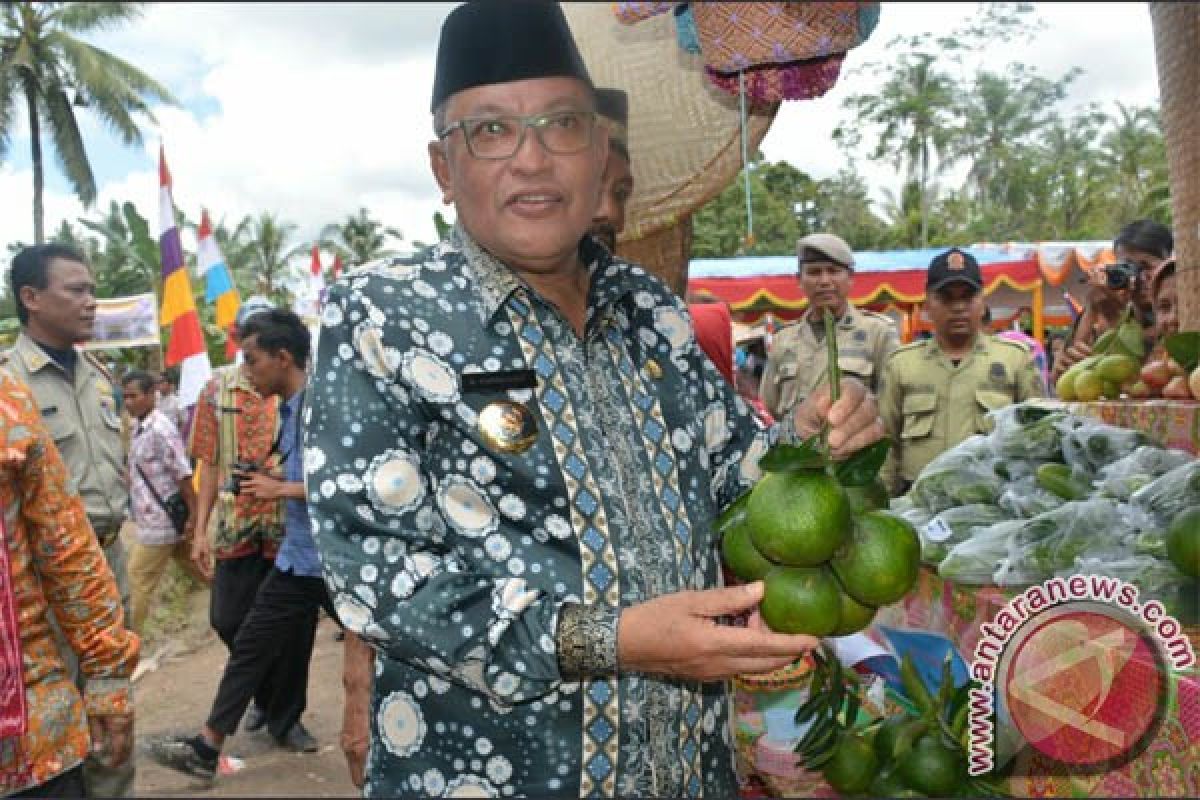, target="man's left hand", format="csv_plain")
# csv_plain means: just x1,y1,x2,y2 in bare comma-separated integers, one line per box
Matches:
792,376,884,460
238,472,286,501
88,712,134,768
